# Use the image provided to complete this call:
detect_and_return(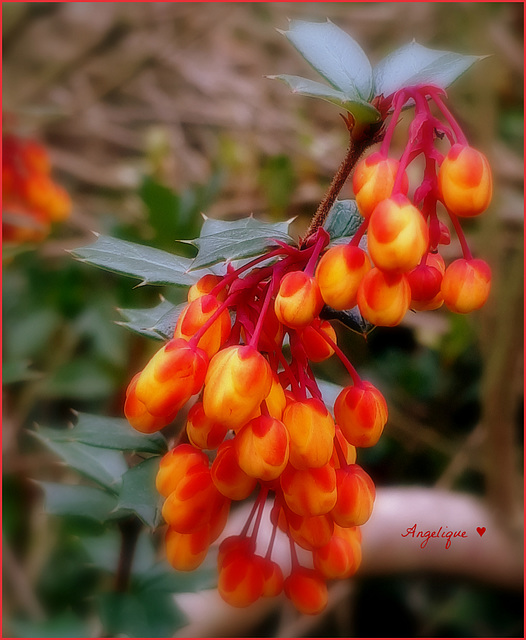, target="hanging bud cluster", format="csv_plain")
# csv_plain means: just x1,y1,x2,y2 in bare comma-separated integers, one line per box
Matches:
349,85,492,321
123,83,492,615
2,132,71,243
